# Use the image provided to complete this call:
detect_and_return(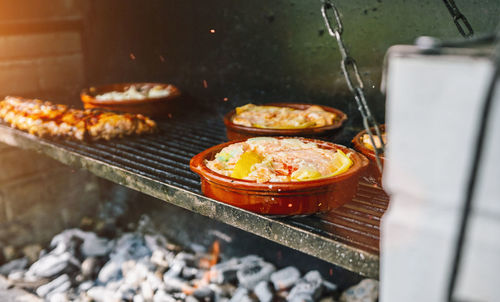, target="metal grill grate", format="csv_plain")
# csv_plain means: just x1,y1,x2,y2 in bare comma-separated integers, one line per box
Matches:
0,112,388,278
